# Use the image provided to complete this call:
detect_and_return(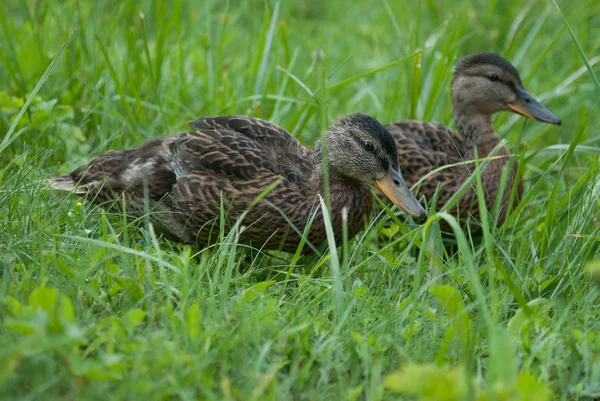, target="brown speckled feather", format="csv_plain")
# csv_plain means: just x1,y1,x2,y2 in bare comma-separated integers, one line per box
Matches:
49,116,375,253
386,120,522,232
